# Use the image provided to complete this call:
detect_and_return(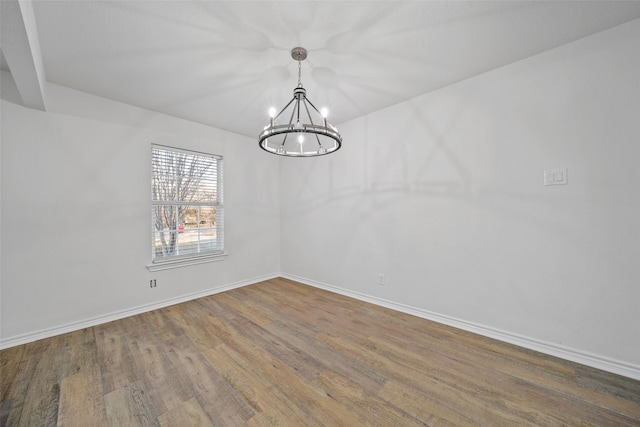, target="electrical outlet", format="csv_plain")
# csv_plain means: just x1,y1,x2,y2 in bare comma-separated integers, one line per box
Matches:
150,279,157,288
544,168,568,186
378,274,385,286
